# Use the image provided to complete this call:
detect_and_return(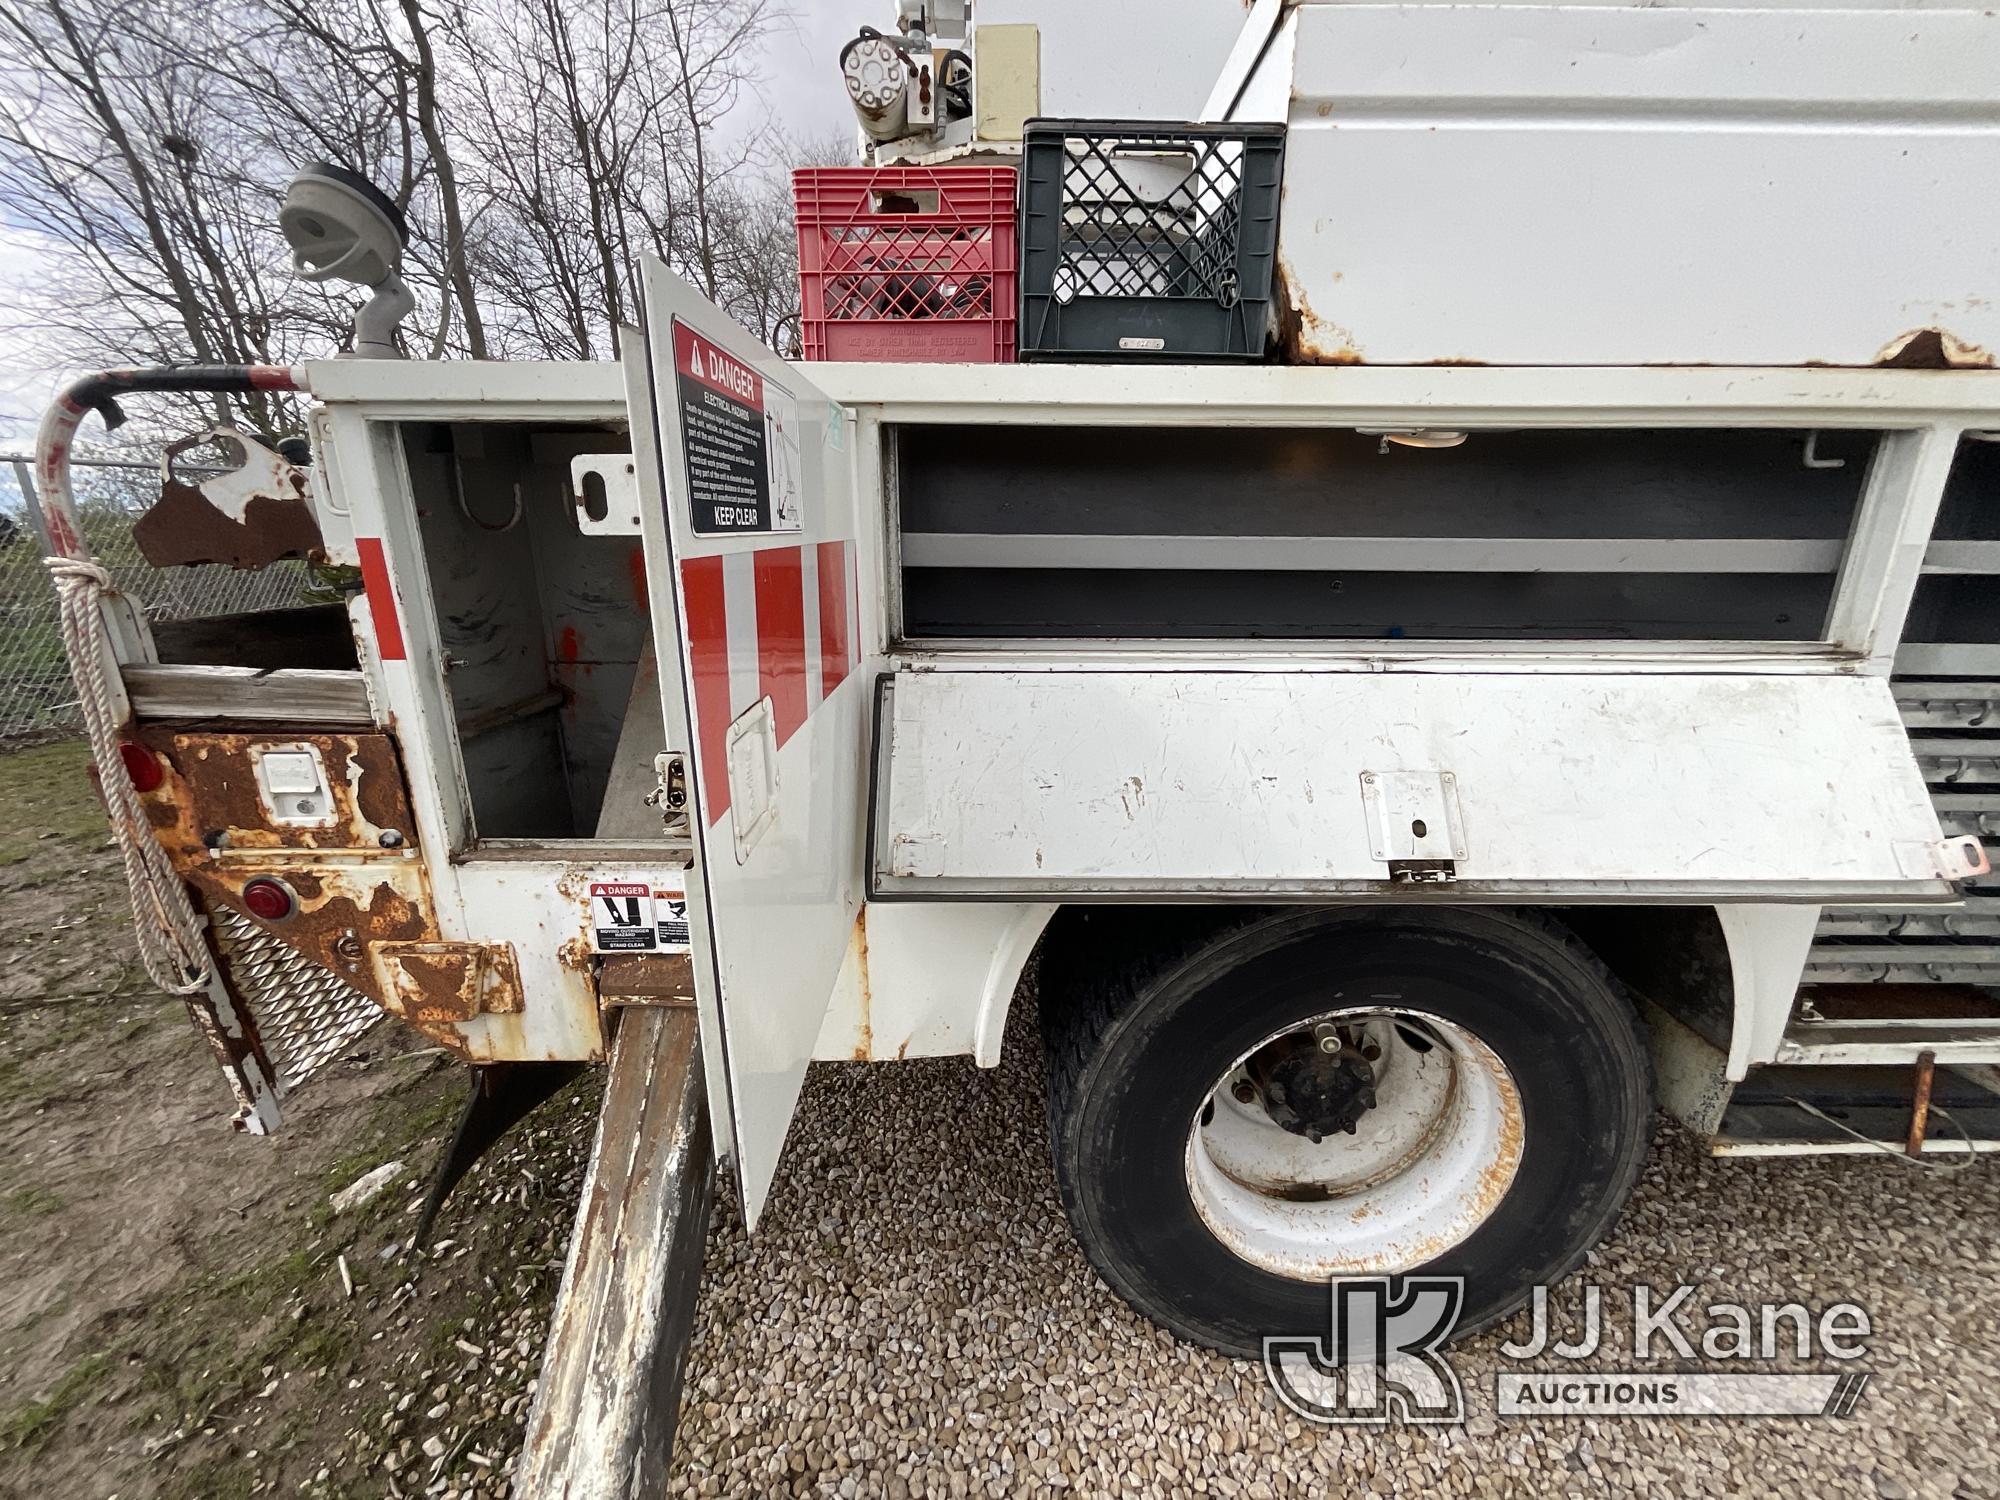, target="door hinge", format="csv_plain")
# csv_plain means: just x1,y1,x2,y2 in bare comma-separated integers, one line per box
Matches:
1386,858,1458,885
